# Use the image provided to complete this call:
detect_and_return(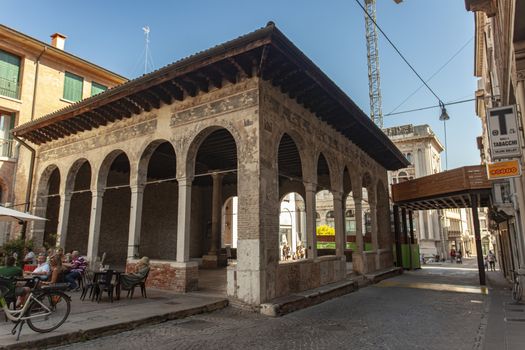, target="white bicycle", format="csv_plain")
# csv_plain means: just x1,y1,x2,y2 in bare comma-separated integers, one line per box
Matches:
0,279,71,340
